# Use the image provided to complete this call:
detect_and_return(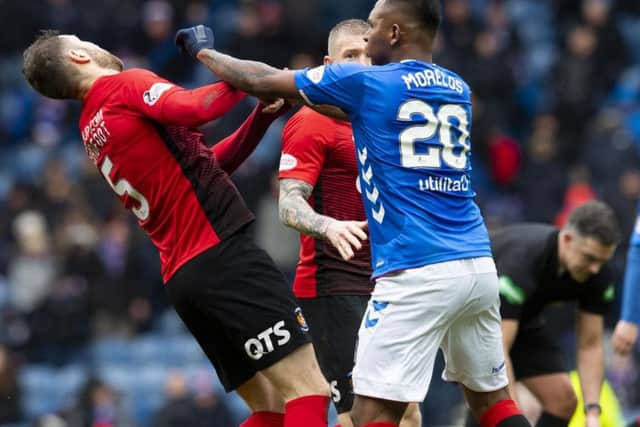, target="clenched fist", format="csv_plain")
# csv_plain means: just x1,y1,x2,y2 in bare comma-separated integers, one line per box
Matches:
175,25,214,58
